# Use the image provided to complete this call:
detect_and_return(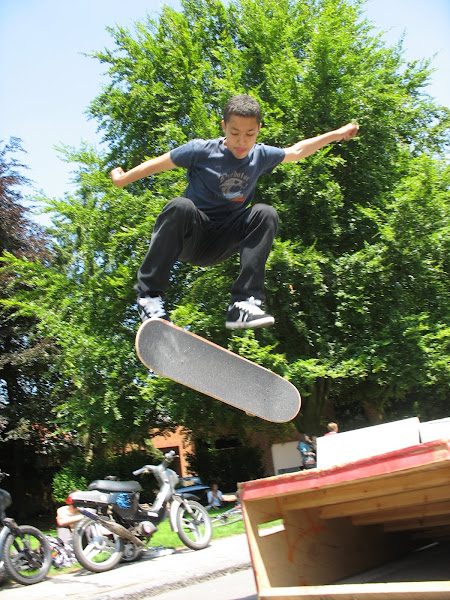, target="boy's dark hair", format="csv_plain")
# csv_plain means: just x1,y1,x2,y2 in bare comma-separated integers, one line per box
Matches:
223,95,262,124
